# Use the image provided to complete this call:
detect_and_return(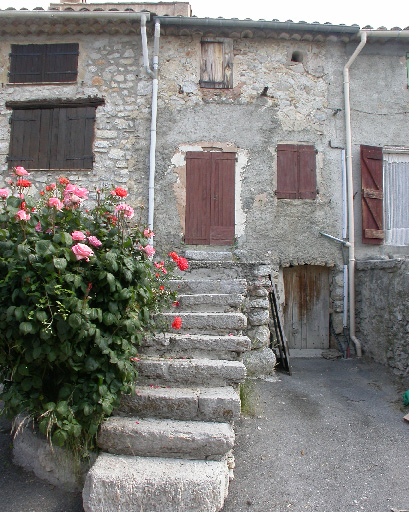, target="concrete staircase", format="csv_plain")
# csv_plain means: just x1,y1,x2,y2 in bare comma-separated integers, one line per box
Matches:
83,251,250,512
